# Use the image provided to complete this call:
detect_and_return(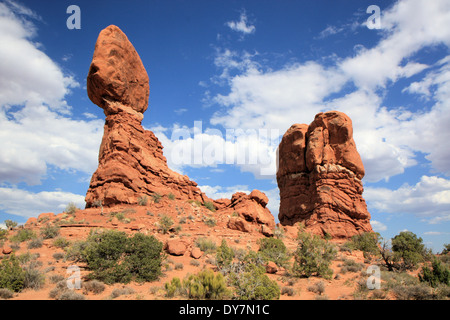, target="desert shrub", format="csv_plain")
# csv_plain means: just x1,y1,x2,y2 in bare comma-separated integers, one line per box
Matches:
281,286,295,296
82,280,106,295
229,263,280,300
391,231,429,270
419,258,450,287
203,201,216,212
165,277,183,297
190,259,200,267
48,274,64,284
82,230,163,284
157,215,174,234
307,281,326,295
175,263,184,270
0,228,8,241
0,288,14,299
27,237,43,249
64,240,88,262
137,195,148,206
10,229,36,243
52,252,65,260
65,202,78,215
110,286,135,299
22,264,45,290
347,232,381,258
273,226,285,239
124,232,164,282
151,193,162,203
292,228,337,279
183,269,229,300
441,243,450,255
4,220,18,230
258,237,290,268
392,283,435,300
58,290,86,300
40,224,60,239
168,193,175,200
340,259,364,273
216,239,234,270
195,237,217,254
53,237,70,249
0,254,25,292
203,216,217,227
